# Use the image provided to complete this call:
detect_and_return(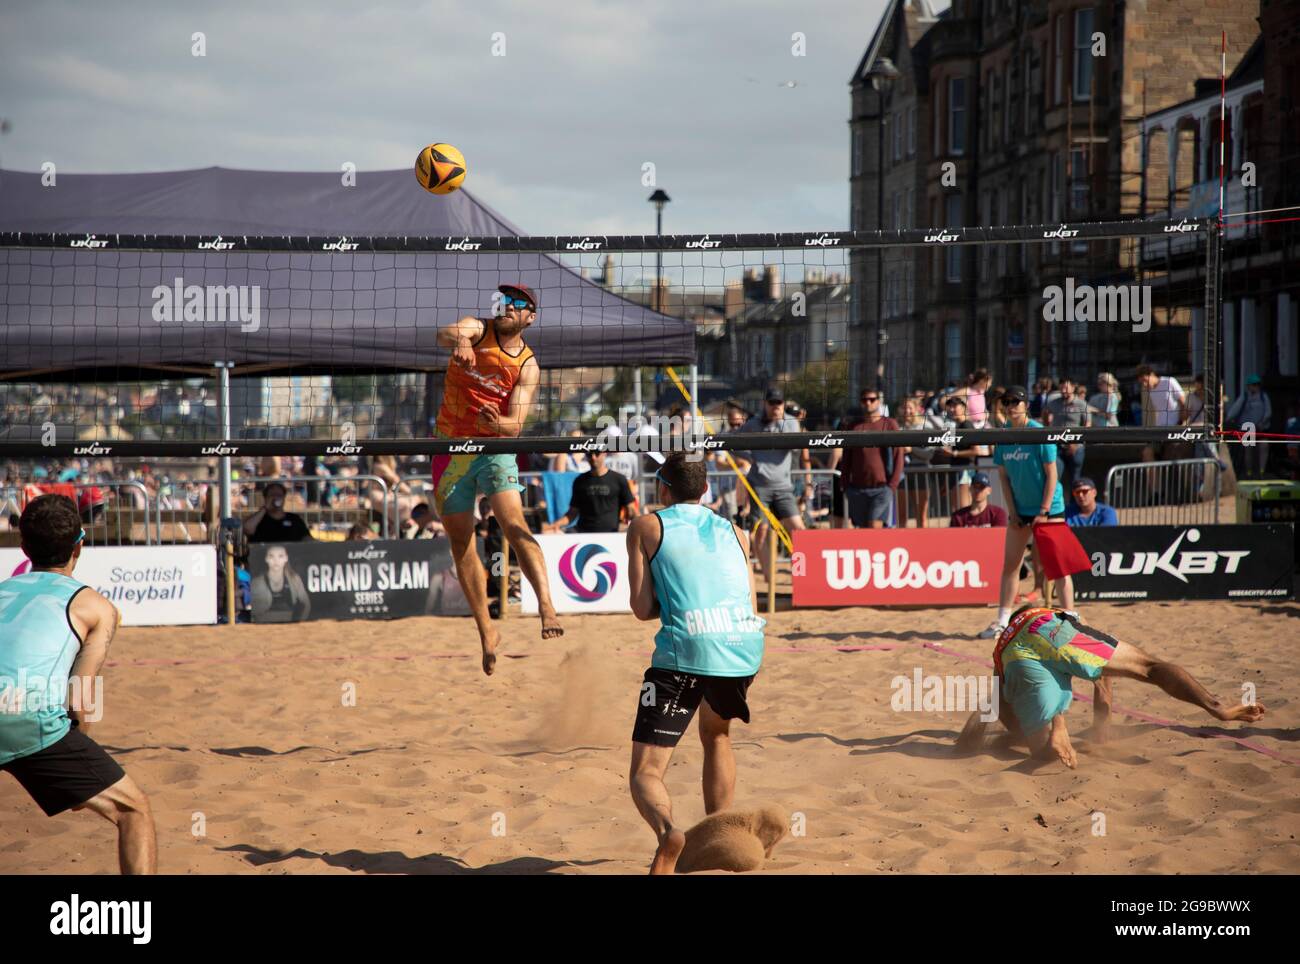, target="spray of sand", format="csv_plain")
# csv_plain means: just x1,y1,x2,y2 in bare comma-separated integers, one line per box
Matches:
533,642,620,749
